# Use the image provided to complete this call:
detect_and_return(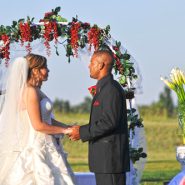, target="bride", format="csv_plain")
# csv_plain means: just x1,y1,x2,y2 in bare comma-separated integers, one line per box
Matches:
0,54,75,185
